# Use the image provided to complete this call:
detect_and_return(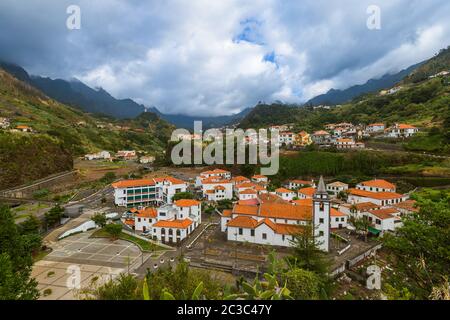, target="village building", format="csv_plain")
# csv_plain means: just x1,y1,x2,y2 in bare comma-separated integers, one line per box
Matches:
195,169,231,187
330,208,348,229
366,123,385,134
15,125,33,132
297,187,316,199
311,130,331,145
201,177,233,200
251,175,268,184
275,188,296,201
239,189,258,201
364,208,402,234
139,156,155,164
116,150,137,160
128,199,201,243
386,124,419,138
294,131,312,147
84,151,111,161
0,117,10,129
278,132,295,146
347,188,407,207
287,179,314,190
112,176,188,207
357,179,396,193
326,181,349,196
